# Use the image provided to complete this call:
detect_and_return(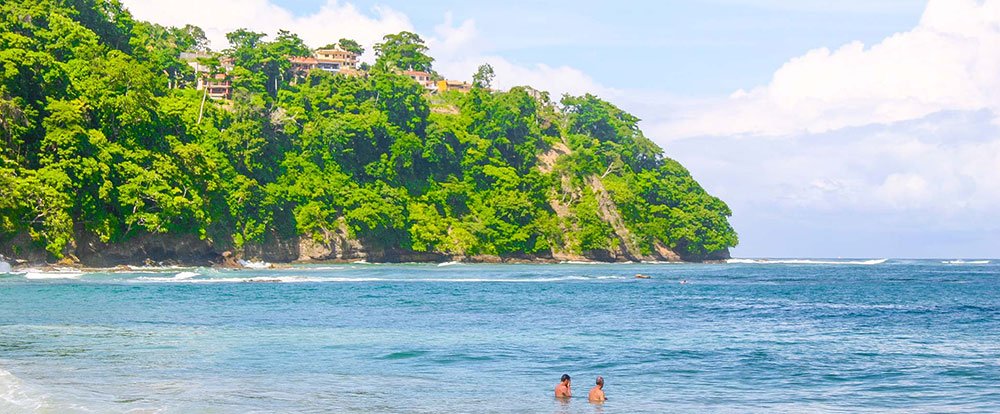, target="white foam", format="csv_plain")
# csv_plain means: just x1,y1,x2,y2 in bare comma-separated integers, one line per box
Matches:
0,368,50,412
727,258,888,265
437,261,463,267
0,259,11,274
942,260,990,264
238,260,271,269
132,276,335,284
405,275,625,282
23,271,83,280
127,275,627,284
134,271,202,282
